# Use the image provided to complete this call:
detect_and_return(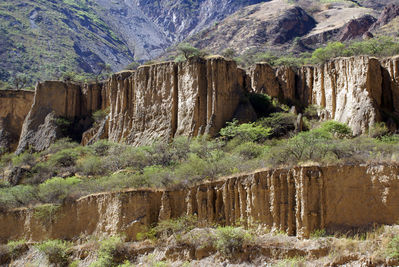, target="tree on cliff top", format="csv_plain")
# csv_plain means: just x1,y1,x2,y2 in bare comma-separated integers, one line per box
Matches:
177,43,201,60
